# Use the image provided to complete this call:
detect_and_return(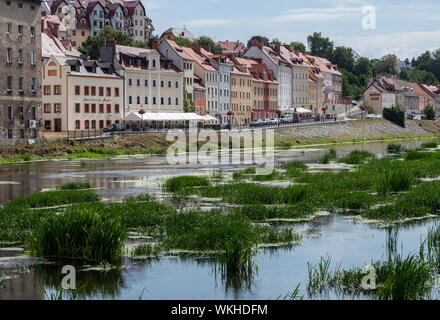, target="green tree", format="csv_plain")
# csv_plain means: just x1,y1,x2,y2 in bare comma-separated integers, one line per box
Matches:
247,35,270,48
307,32,334,58
290,41,306,52
78,26,148,60
184,98,195,113
372,54,398,75
407,69,438,84
270,38,282,46
353,57,373,78
423,105,436,120
195,36,222,54
331,46,355,73
173,37,193,48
